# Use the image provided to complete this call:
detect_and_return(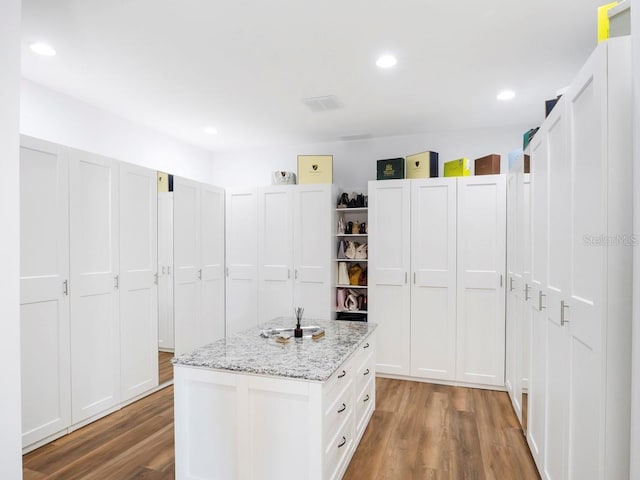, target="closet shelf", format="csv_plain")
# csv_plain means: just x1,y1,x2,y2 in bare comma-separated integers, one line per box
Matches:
335,207,368,213
335,233,368,237
336,284,368,289
335,258,368,262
